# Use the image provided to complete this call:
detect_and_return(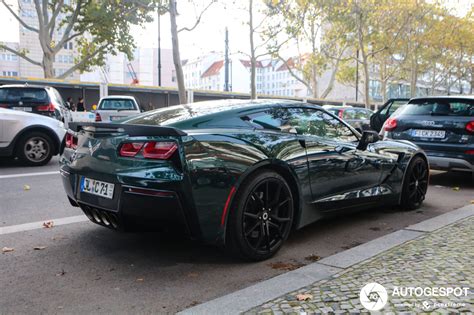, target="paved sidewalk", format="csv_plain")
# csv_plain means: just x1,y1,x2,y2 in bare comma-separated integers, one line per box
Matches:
180,204,474,314
246,215,474,314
